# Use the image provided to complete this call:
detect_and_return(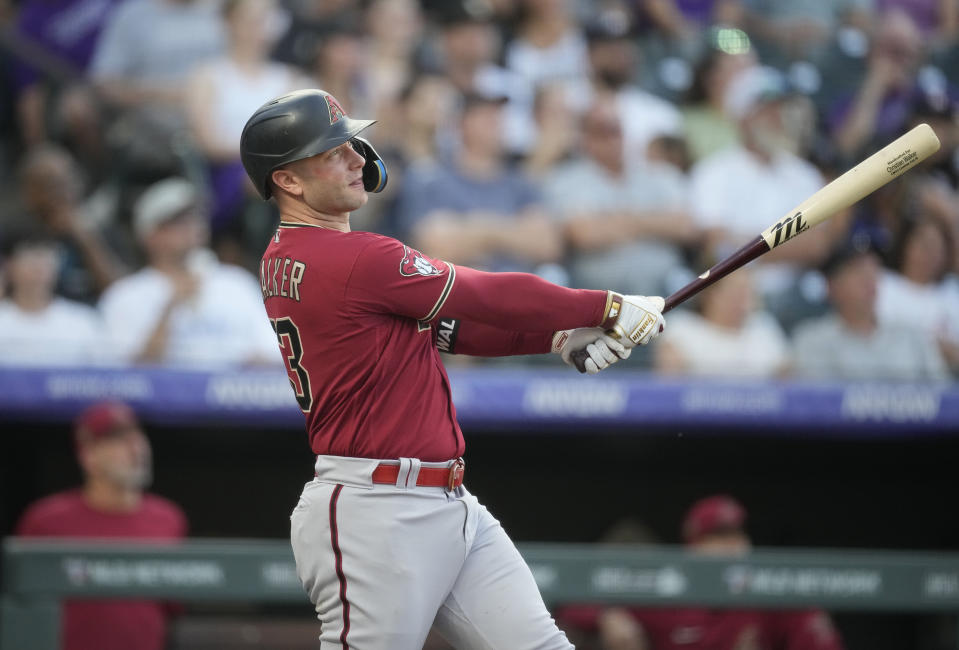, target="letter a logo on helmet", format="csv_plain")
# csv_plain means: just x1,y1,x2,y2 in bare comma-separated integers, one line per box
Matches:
400,246,442,277
325,95,346,125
